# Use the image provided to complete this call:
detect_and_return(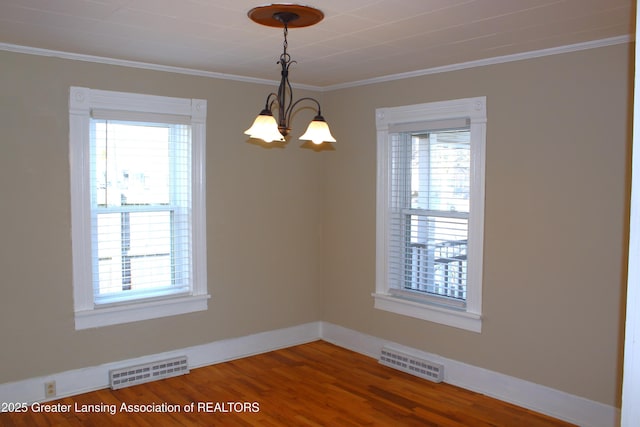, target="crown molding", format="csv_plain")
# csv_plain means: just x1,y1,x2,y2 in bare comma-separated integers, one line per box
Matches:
1,35,632,93
0,42,320,91
322,35,633,91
